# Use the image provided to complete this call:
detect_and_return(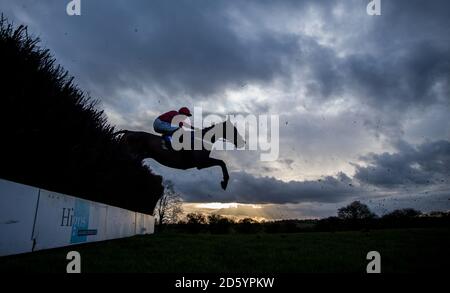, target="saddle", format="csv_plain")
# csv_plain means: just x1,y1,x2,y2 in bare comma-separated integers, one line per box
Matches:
161,131,196,151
